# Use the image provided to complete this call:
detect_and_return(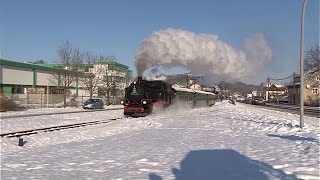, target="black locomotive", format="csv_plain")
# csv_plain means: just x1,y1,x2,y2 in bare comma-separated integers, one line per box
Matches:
121,77,174,116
